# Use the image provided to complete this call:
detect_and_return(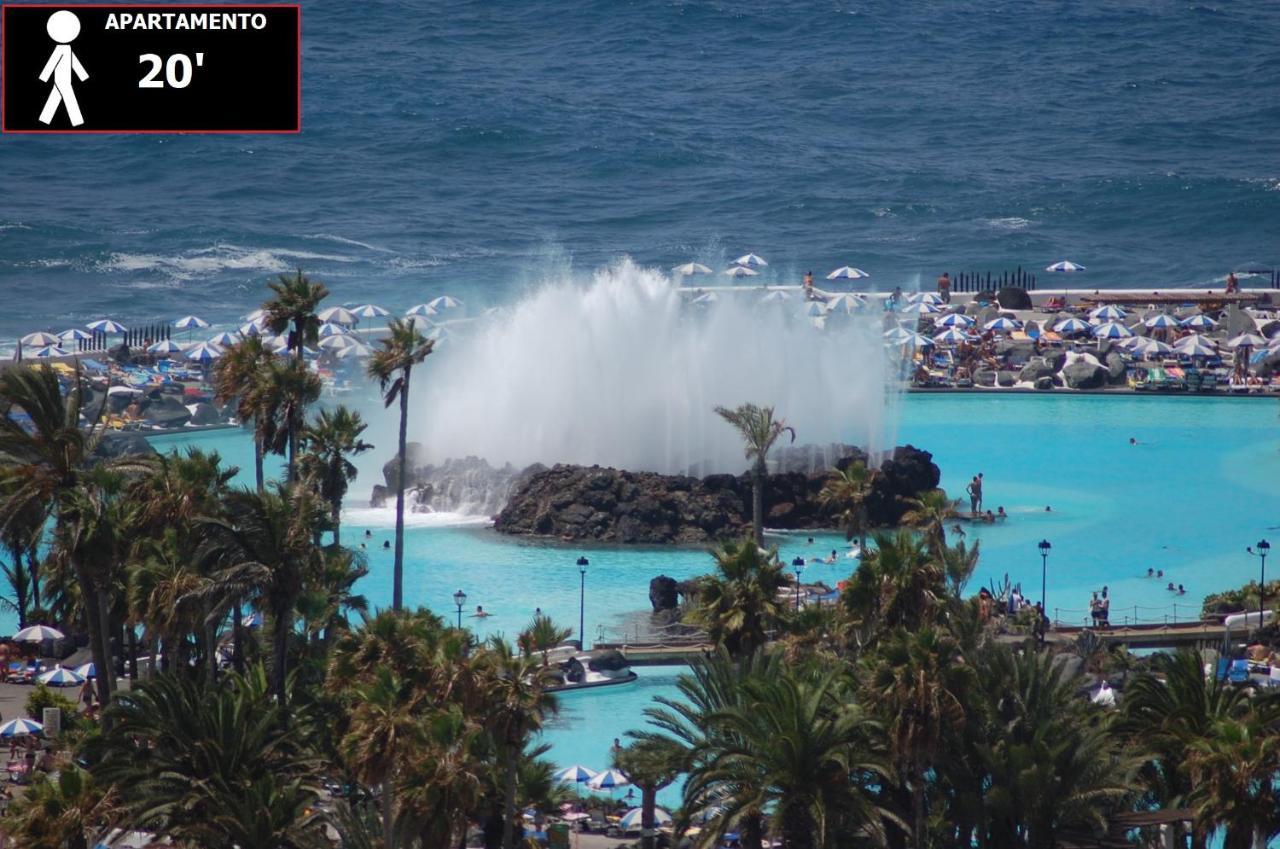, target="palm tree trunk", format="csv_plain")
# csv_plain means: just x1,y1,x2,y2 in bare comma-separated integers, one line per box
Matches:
96,589,117,700
232,600,244,673
332,502,342,547
912,762,925,849
126,626,138,683
751,460,765,547
392,368,410,611
382,779,396,849
253,433,264,492
780,804,816,849
273,609,289,712
501,745,518,849
741,811,764,849
73,562,112,712
640,785,657,849
287,413,298,483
